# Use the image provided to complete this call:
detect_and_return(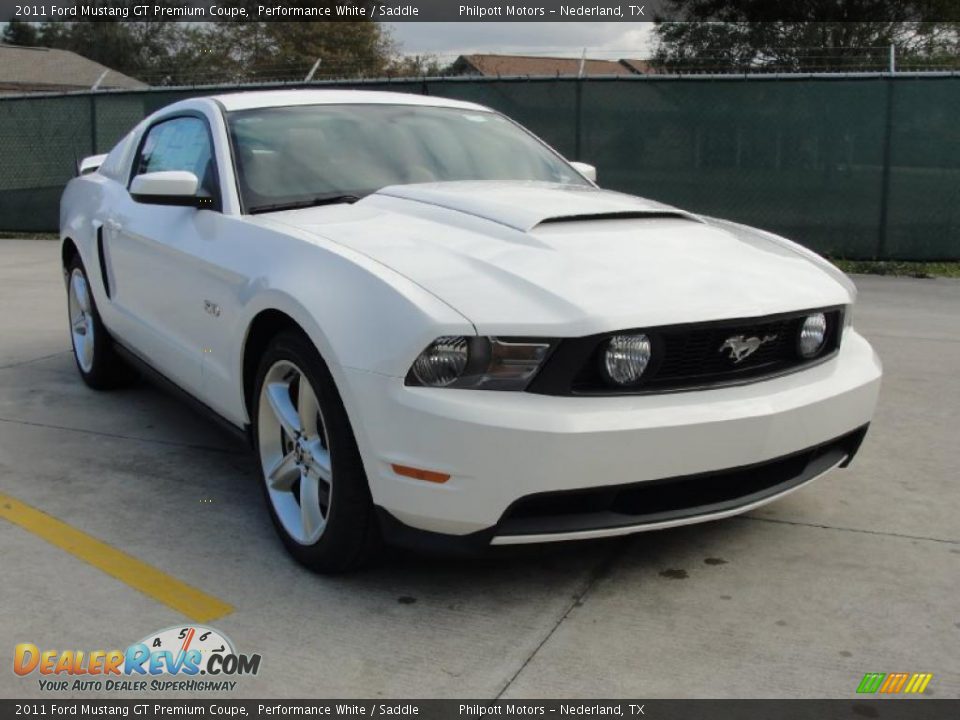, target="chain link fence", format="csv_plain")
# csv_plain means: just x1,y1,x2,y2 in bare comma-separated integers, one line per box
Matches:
1,74,957,259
